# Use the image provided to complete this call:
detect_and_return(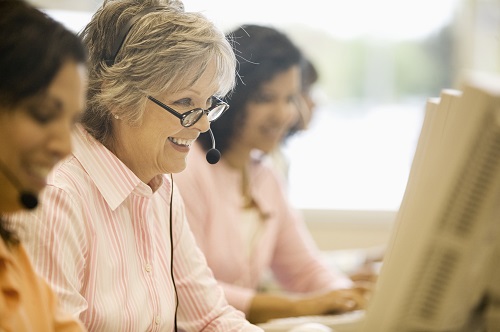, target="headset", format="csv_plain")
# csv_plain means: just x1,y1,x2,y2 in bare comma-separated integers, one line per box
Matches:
0,159,38,210
107,7,183,330
106,6,221,165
